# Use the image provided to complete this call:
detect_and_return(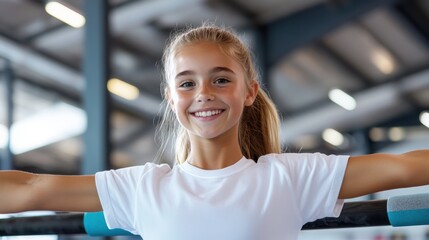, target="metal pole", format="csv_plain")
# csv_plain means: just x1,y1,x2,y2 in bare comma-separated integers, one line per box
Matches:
0,214,84,236
82,0,111,174
0,199,391,236
302,200,388,230
1,59,14,170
